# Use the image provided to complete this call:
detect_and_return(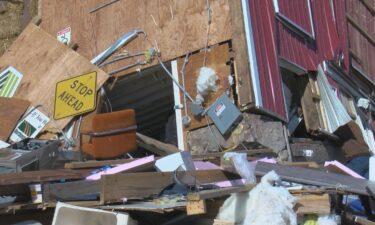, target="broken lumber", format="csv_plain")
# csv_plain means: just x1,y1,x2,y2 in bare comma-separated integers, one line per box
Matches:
255,162,370,195
100,170,240,204
43,180,100,203
136,132,179,156
0,169,91,186
187,184,255,201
